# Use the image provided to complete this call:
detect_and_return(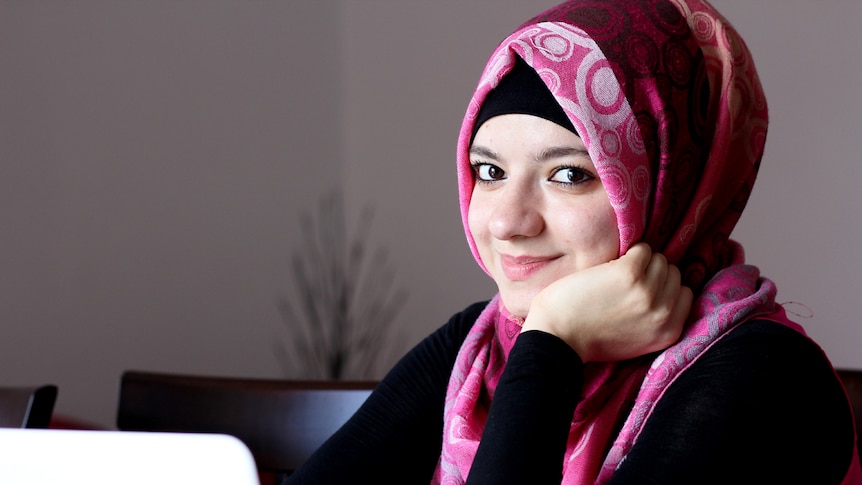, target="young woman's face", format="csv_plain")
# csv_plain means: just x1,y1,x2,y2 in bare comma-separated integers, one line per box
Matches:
468,114,620,318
